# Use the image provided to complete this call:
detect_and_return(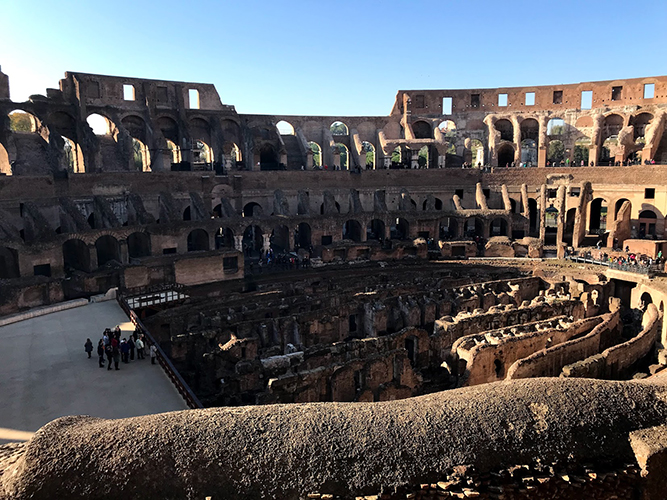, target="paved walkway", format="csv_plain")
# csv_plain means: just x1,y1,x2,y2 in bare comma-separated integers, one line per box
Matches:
0,301,187,443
